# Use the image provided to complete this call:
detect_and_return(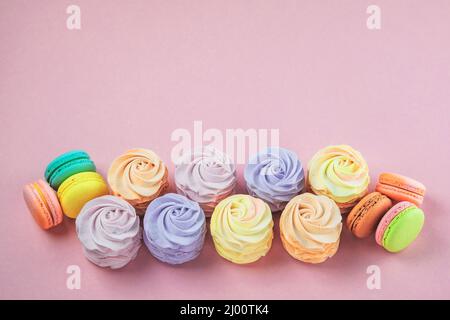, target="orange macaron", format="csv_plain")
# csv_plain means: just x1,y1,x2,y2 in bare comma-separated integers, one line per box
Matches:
23,179,63,230
346,192,393,238
375,173,426,207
